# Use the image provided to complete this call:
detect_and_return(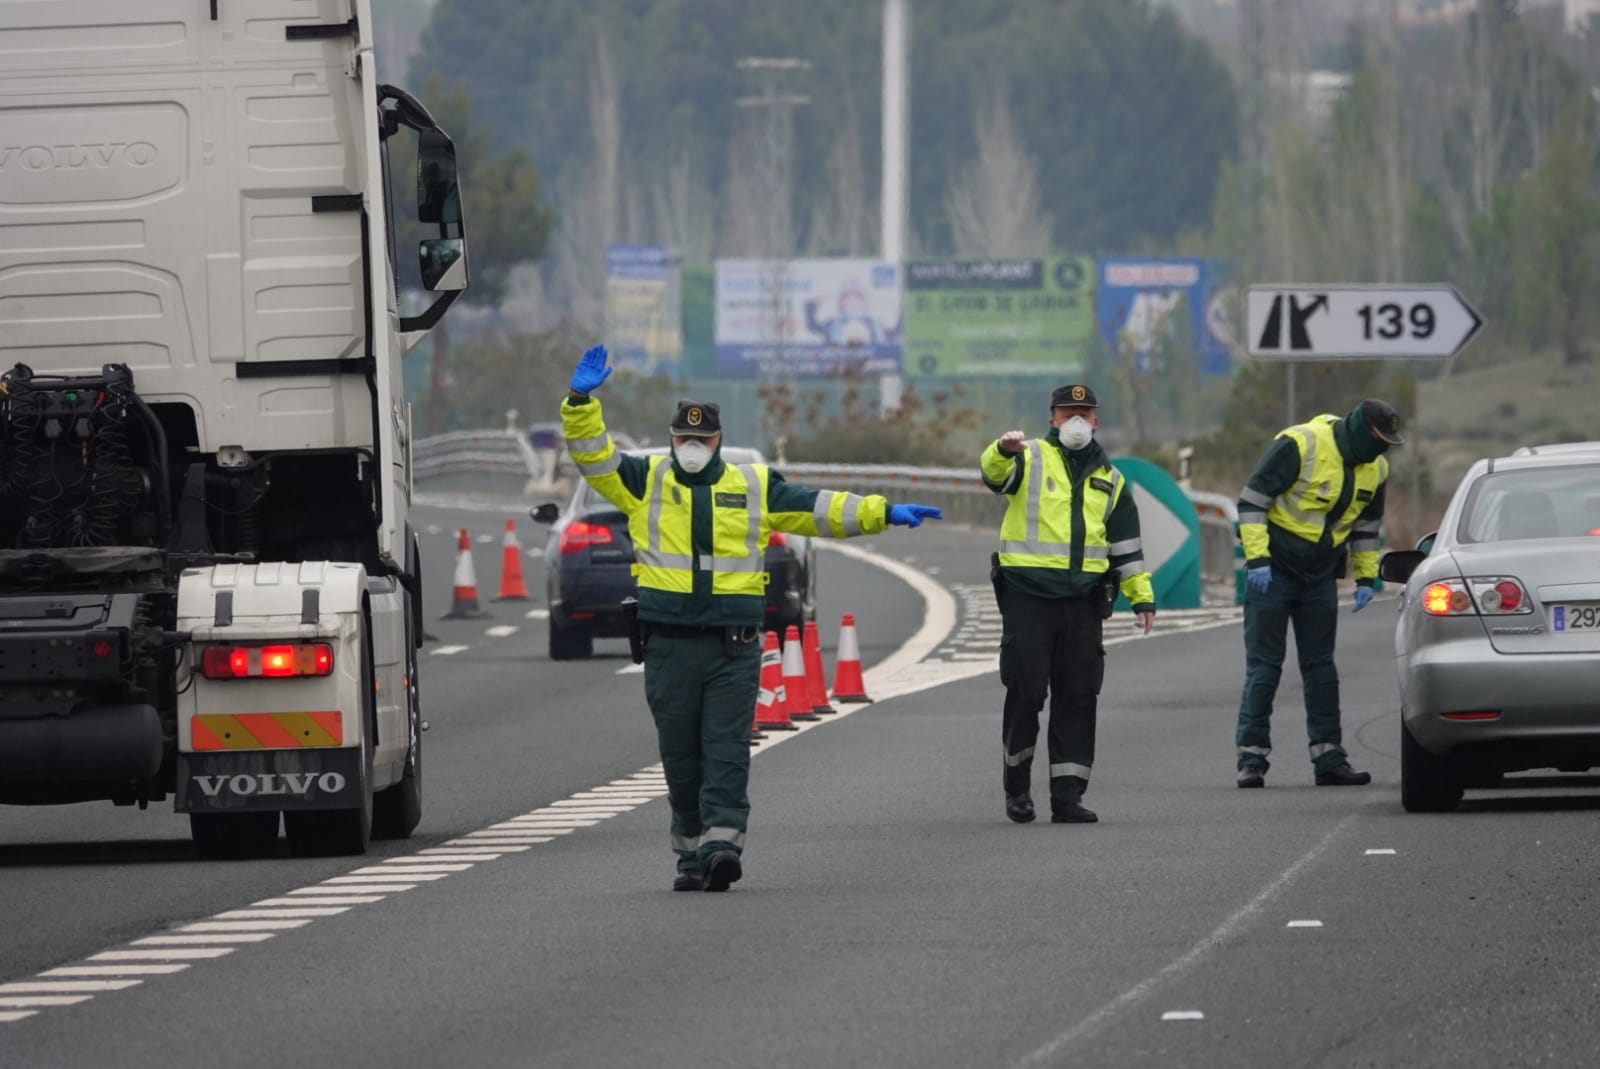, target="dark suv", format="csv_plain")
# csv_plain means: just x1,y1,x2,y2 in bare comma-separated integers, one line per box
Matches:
533,447,816,660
